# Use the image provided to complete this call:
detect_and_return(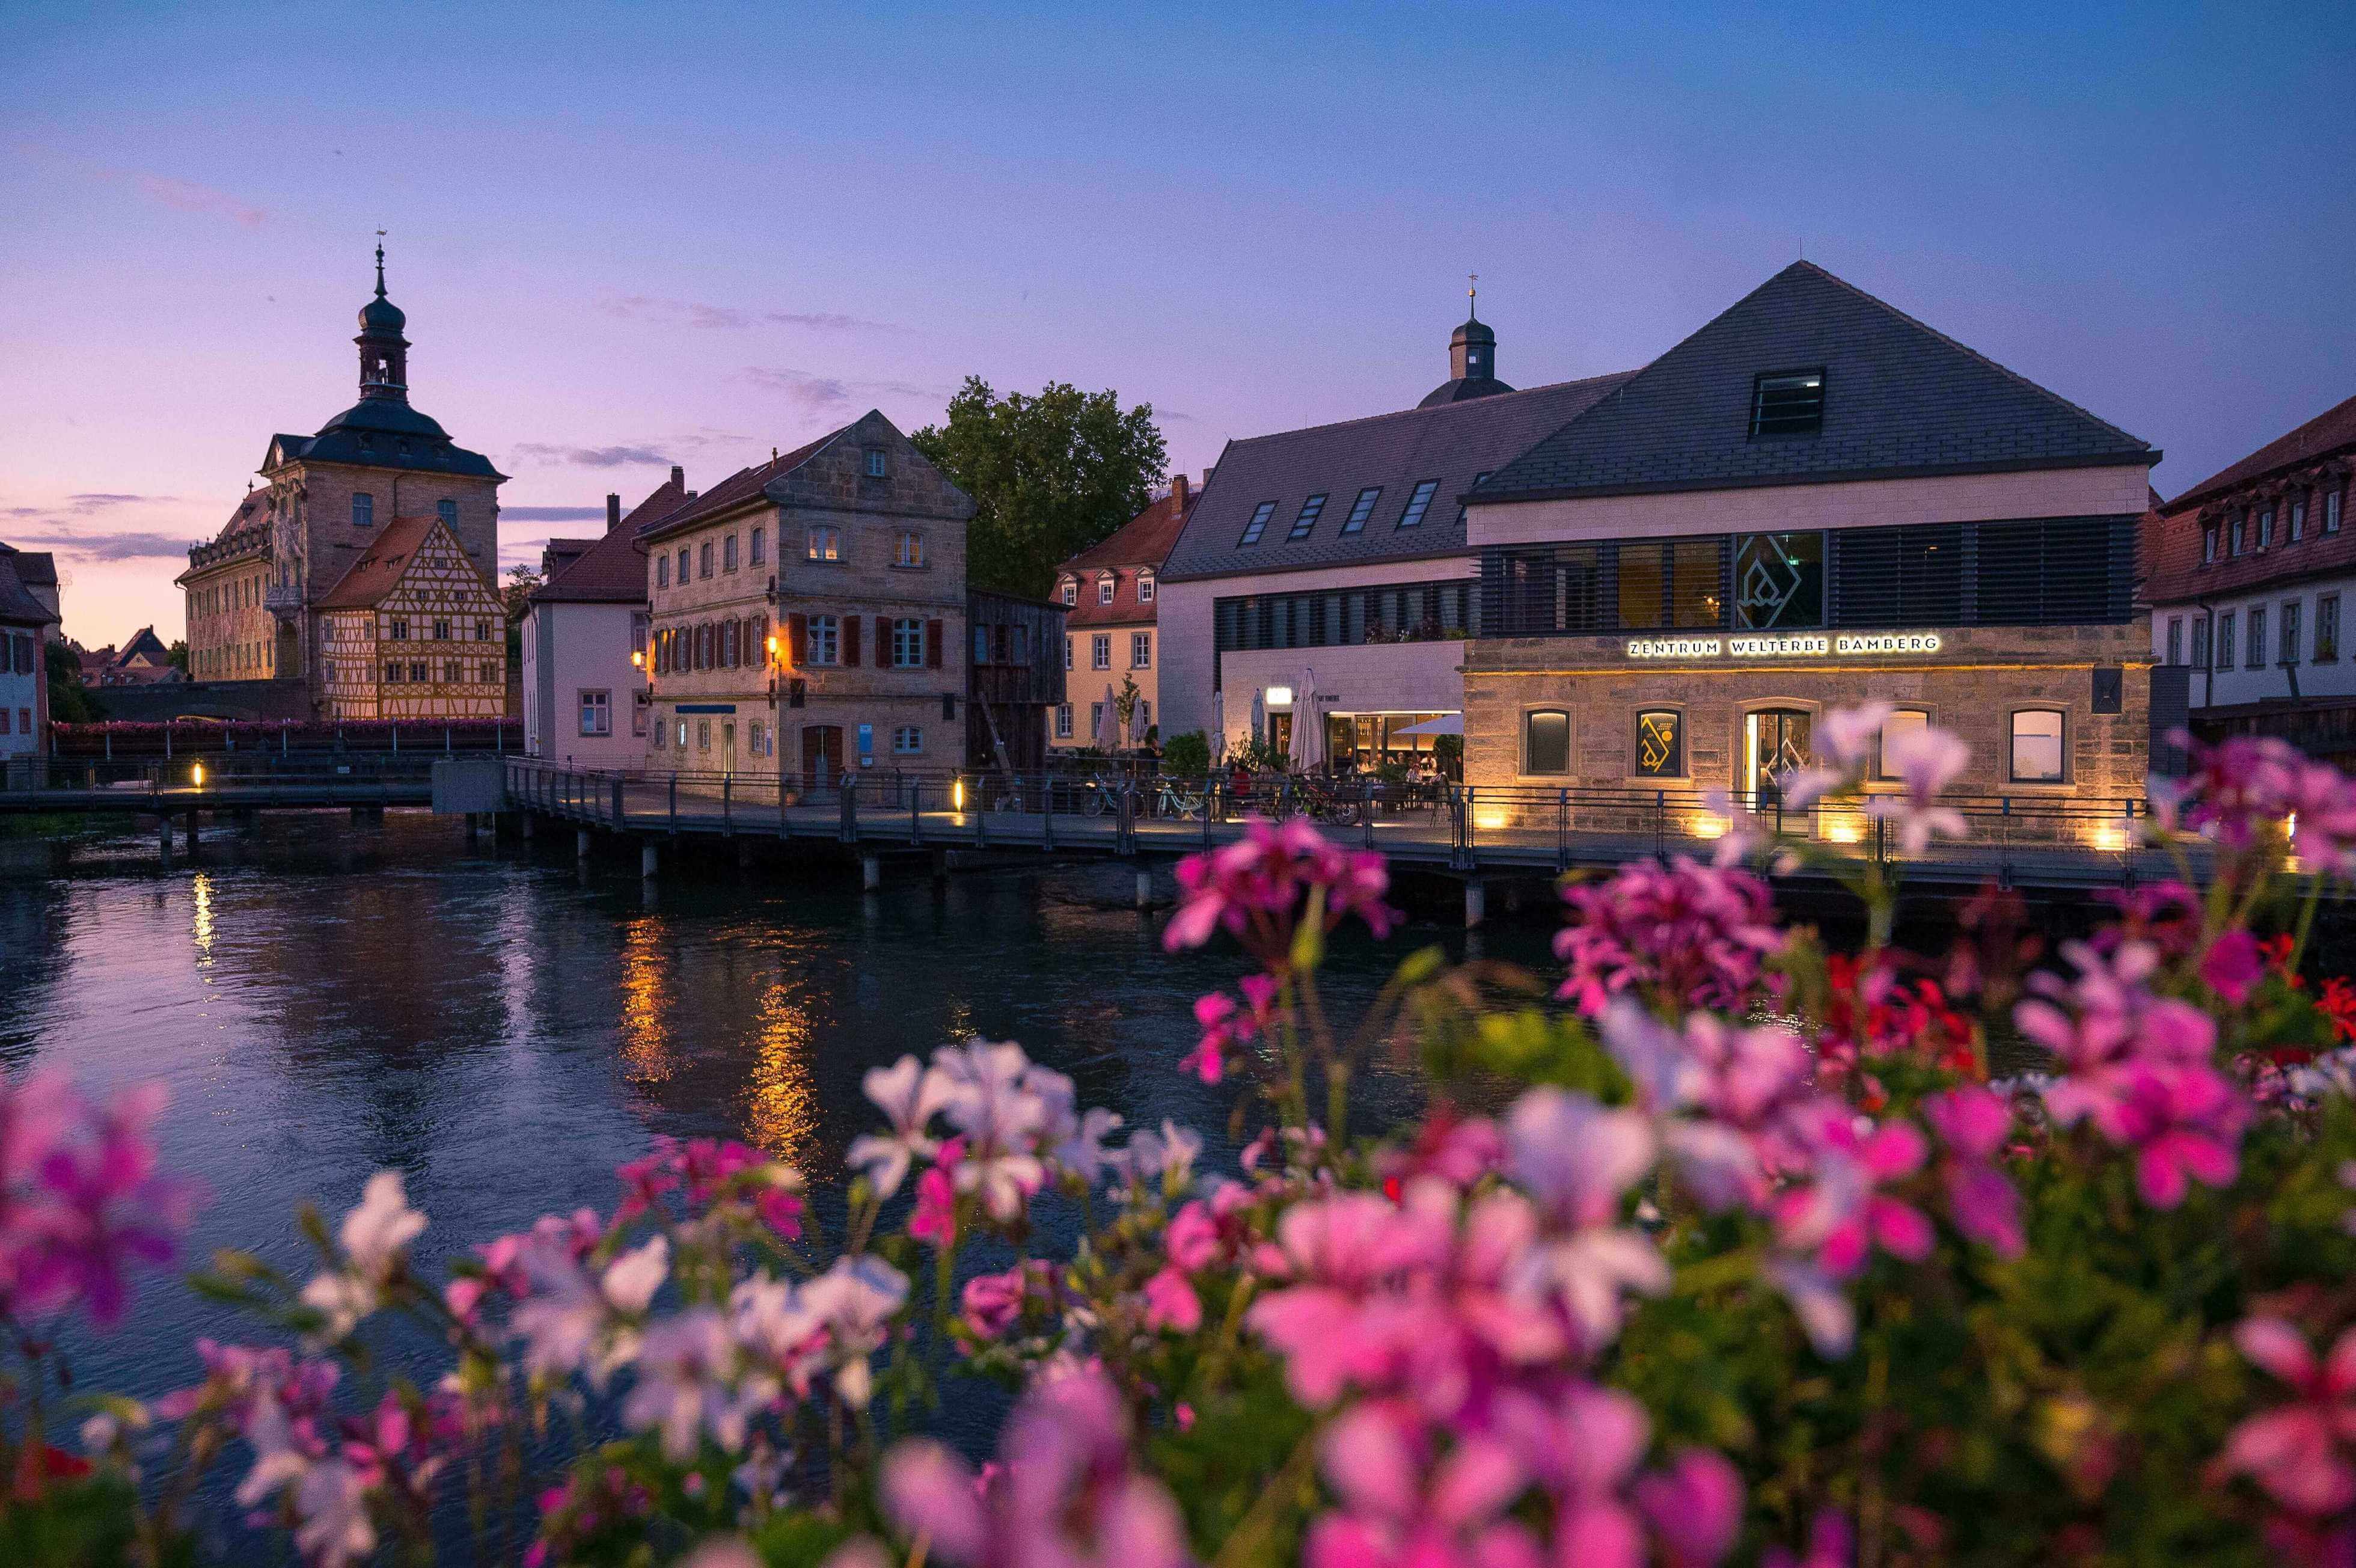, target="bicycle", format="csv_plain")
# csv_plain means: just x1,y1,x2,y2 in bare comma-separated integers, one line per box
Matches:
1082,773,1125,817
1151,779,1207,821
